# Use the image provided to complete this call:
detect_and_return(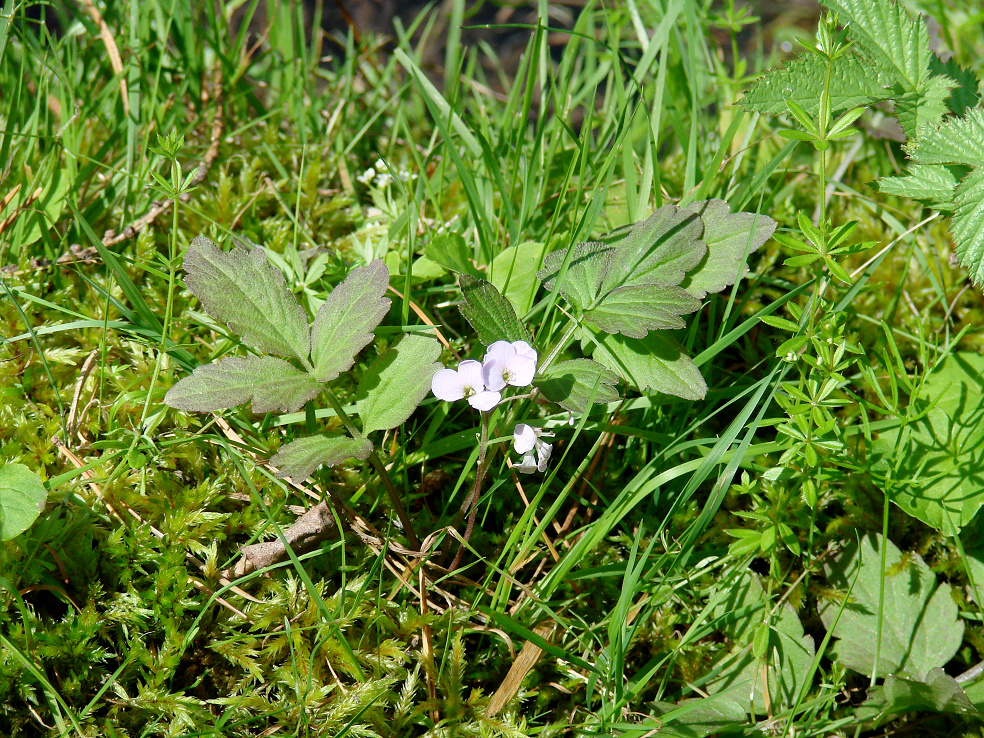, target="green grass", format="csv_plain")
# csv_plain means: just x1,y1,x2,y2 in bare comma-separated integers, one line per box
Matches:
3,0,984,735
